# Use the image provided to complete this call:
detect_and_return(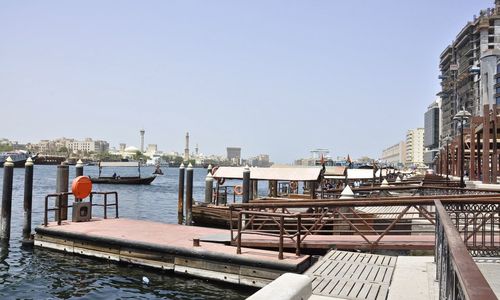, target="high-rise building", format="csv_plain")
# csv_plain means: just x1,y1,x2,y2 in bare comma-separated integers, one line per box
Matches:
226,147,241,165
438,1,500,137
406,128,425,167
140,129,145,153
423,99,441,166
184,132,190,161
